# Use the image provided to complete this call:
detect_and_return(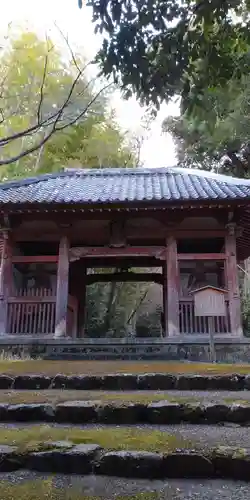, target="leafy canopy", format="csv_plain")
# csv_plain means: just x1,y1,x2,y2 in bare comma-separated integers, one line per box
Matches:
164,71,250,177
0,31,137,178
82,0,250,112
